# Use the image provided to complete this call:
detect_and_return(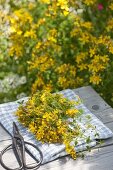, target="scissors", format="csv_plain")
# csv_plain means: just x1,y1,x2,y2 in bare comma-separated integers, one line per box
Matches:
0,122,43,170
